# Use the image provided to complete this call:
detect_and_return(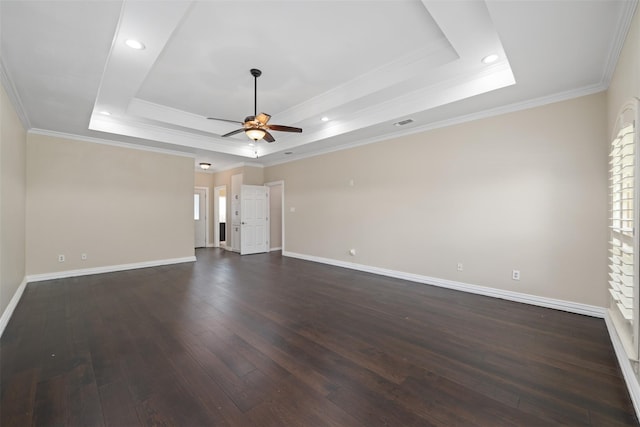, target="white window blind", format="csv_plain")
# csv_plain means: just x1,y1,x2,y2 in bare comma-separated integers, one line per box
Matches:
609,99,639,361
